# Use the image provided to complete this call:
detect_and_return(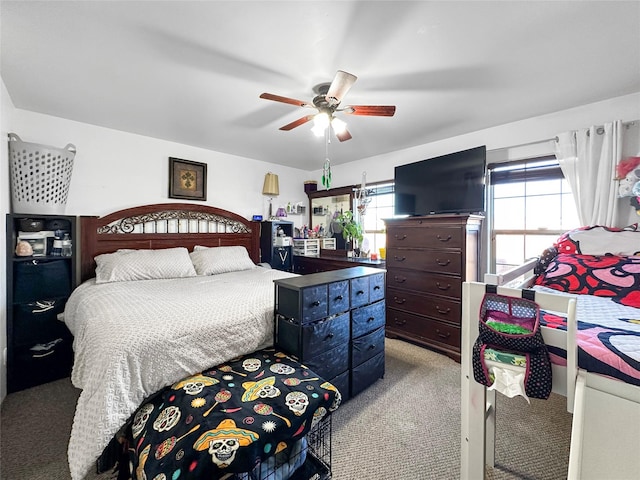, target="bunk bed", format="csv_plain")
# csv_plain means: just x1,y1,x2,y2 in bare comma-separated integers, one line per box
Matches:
461,225,640,480
62,203,337,480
